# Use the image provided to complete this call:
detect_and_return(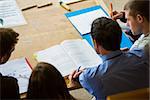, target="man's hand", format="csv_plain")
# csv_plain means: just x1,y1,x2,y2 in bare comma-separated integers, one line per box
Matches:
111,11,127,23
120,47,129,52
67,69,83,90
